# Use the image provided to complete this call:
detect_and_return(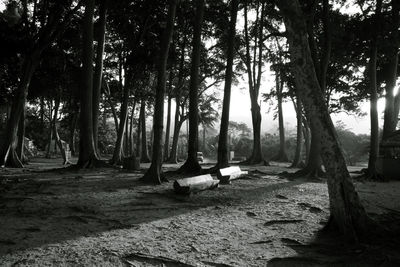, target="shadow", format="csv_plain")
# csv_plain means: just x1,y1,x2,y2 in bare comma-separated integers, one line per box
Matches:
0,163,305,257
267,214,400,266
